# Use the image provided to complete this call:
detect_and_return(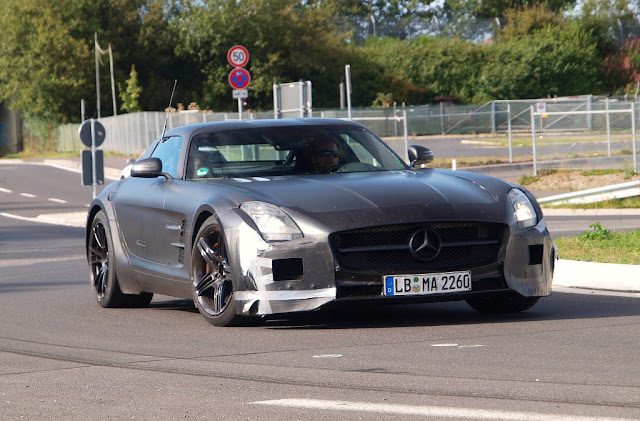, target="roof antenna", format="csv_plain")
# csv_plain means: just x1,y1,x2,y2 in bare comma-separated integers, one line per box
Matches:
161,80,177,142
